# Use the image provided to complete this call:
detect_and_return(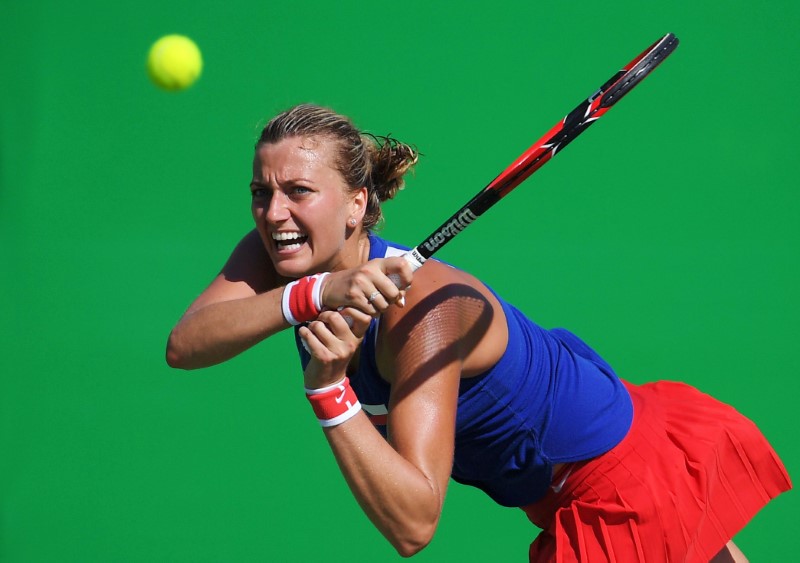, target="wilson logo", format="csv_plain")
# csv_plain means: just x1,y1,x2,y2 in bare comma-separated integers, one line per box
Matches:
421,209,477,253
